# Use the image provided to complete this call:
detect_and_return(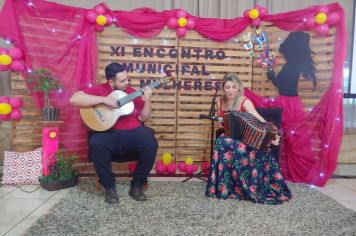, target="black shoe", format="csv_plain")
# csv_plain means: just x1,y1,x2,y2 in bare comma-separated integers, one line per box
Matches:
105,188,119,204
129,186,147,201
